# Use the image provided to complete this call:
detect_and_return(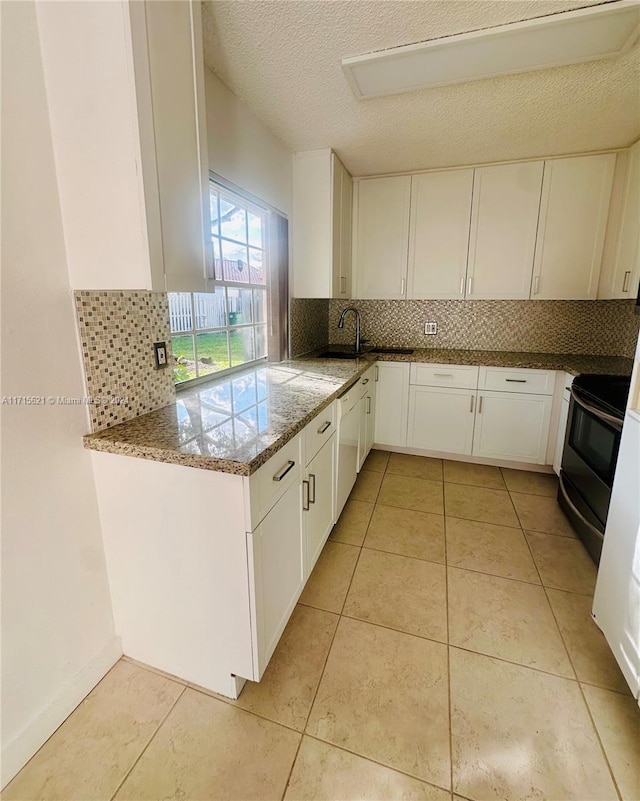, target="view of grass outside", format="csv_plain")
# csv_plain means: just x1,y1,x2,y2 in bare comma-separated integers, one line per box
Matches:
172,329,263,383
